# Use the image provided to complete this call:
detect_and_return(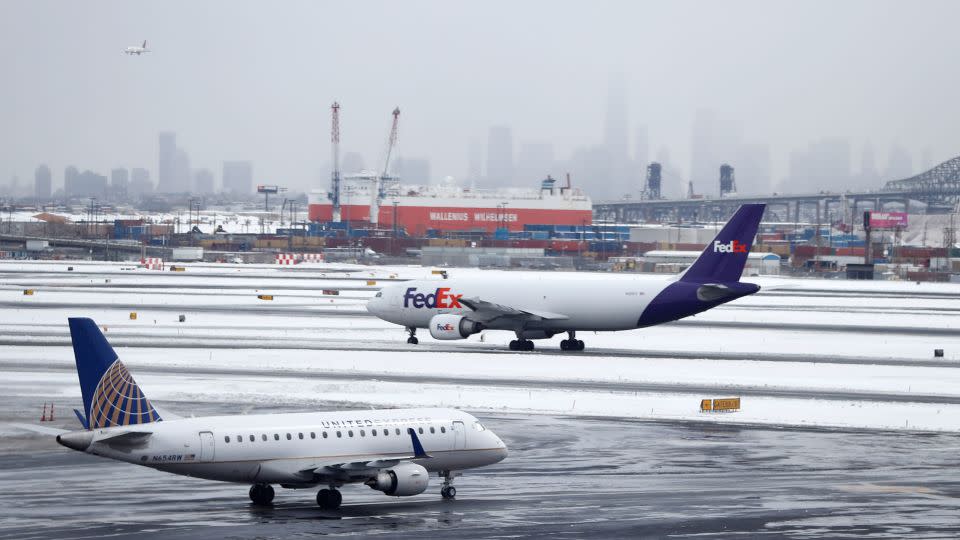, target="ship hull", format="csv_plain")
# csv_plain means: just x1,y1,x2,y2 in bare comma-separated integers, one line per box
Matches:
308,203,592,234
